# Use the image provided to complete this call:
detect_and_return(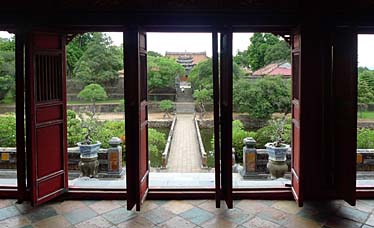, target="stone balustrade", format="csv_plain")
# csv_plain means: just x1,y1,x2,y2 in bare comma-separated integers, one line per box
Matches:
161,116,177,168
